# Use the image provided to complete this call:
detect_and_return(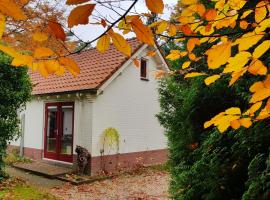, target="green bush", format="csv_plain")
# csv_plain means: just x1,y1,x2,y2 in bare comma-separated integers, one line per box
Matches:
157,75,270,199
0,52,32,180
